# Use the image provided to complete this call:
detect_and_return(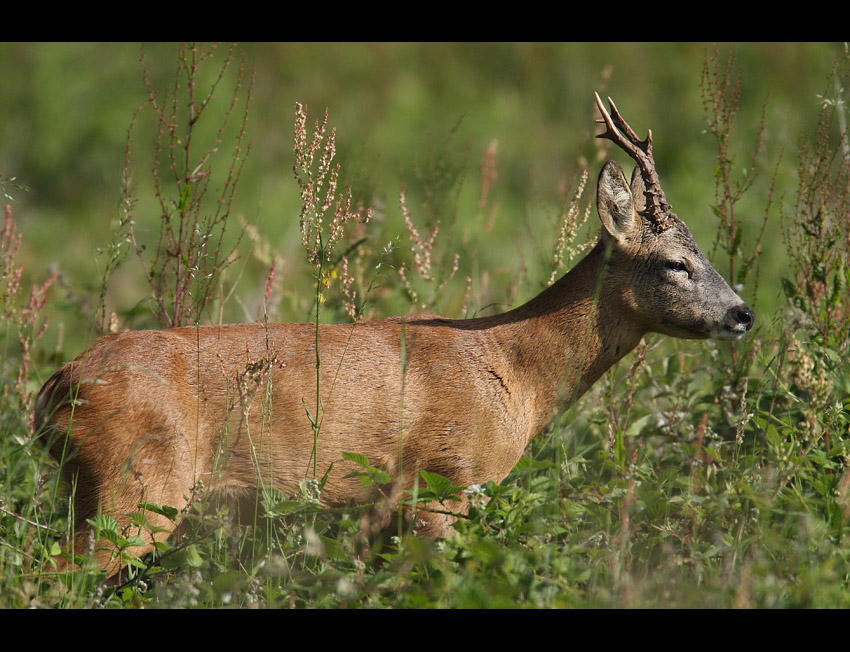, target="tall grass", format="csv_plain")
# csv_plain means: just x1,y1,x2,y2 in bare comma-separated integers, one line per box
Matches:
1,43,849,607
